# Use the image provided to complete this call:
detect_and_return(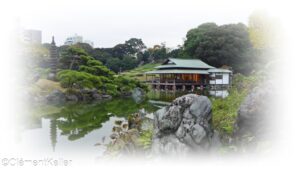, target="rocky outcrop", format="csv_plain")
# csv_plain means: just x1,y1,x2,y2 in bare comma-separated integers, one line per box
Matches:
131,87,145,103
234,80,275,144
152,94,219,155
45,88,112,104
46,89,66,105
